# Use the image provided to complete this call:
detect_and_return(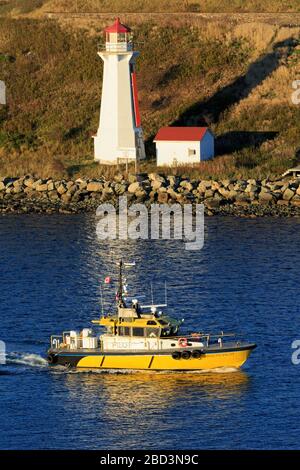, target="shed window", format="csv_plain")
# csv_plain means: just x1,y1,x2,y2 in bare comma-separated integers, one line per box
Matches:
188,148,196,156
